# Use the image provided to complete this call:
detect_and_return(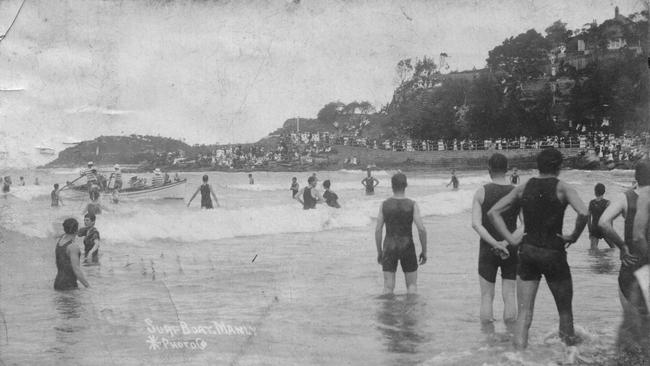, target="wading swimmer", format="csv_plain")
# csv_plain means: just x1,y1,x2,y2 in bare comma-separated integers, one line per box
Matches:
629,180,650,364
447,169,459,190
322,179,340,208
248,173,254,185
588,183,614,250
51,183,63,207
290,177,299,198
295,176,322,209
471,153,520,336
510,168,520,185
78,213,101,264
375,173,427,295
362,169,379,195
187,175,220,209
611,161,650,364
488,148,588,359
54,218,90,290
